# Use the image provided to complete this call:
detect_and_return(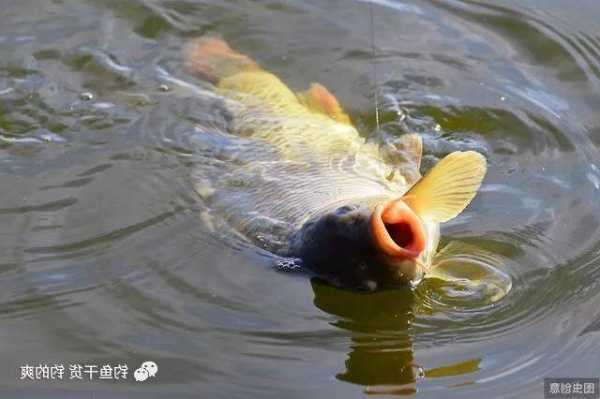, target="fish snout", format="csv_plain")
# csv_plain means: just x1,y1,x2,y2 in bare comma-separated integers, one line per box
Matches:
370,199,427,278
